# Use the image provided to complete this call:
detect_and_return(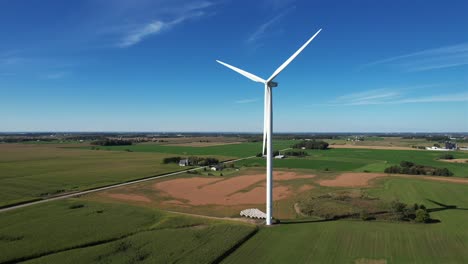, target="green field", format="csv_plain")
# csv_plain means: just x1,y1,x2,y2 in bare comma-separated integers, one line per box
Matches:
0,144,233,208
1,139,468,263
0,199,256,264
236,148,468,177
79,140,295,157
224,178,468,264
